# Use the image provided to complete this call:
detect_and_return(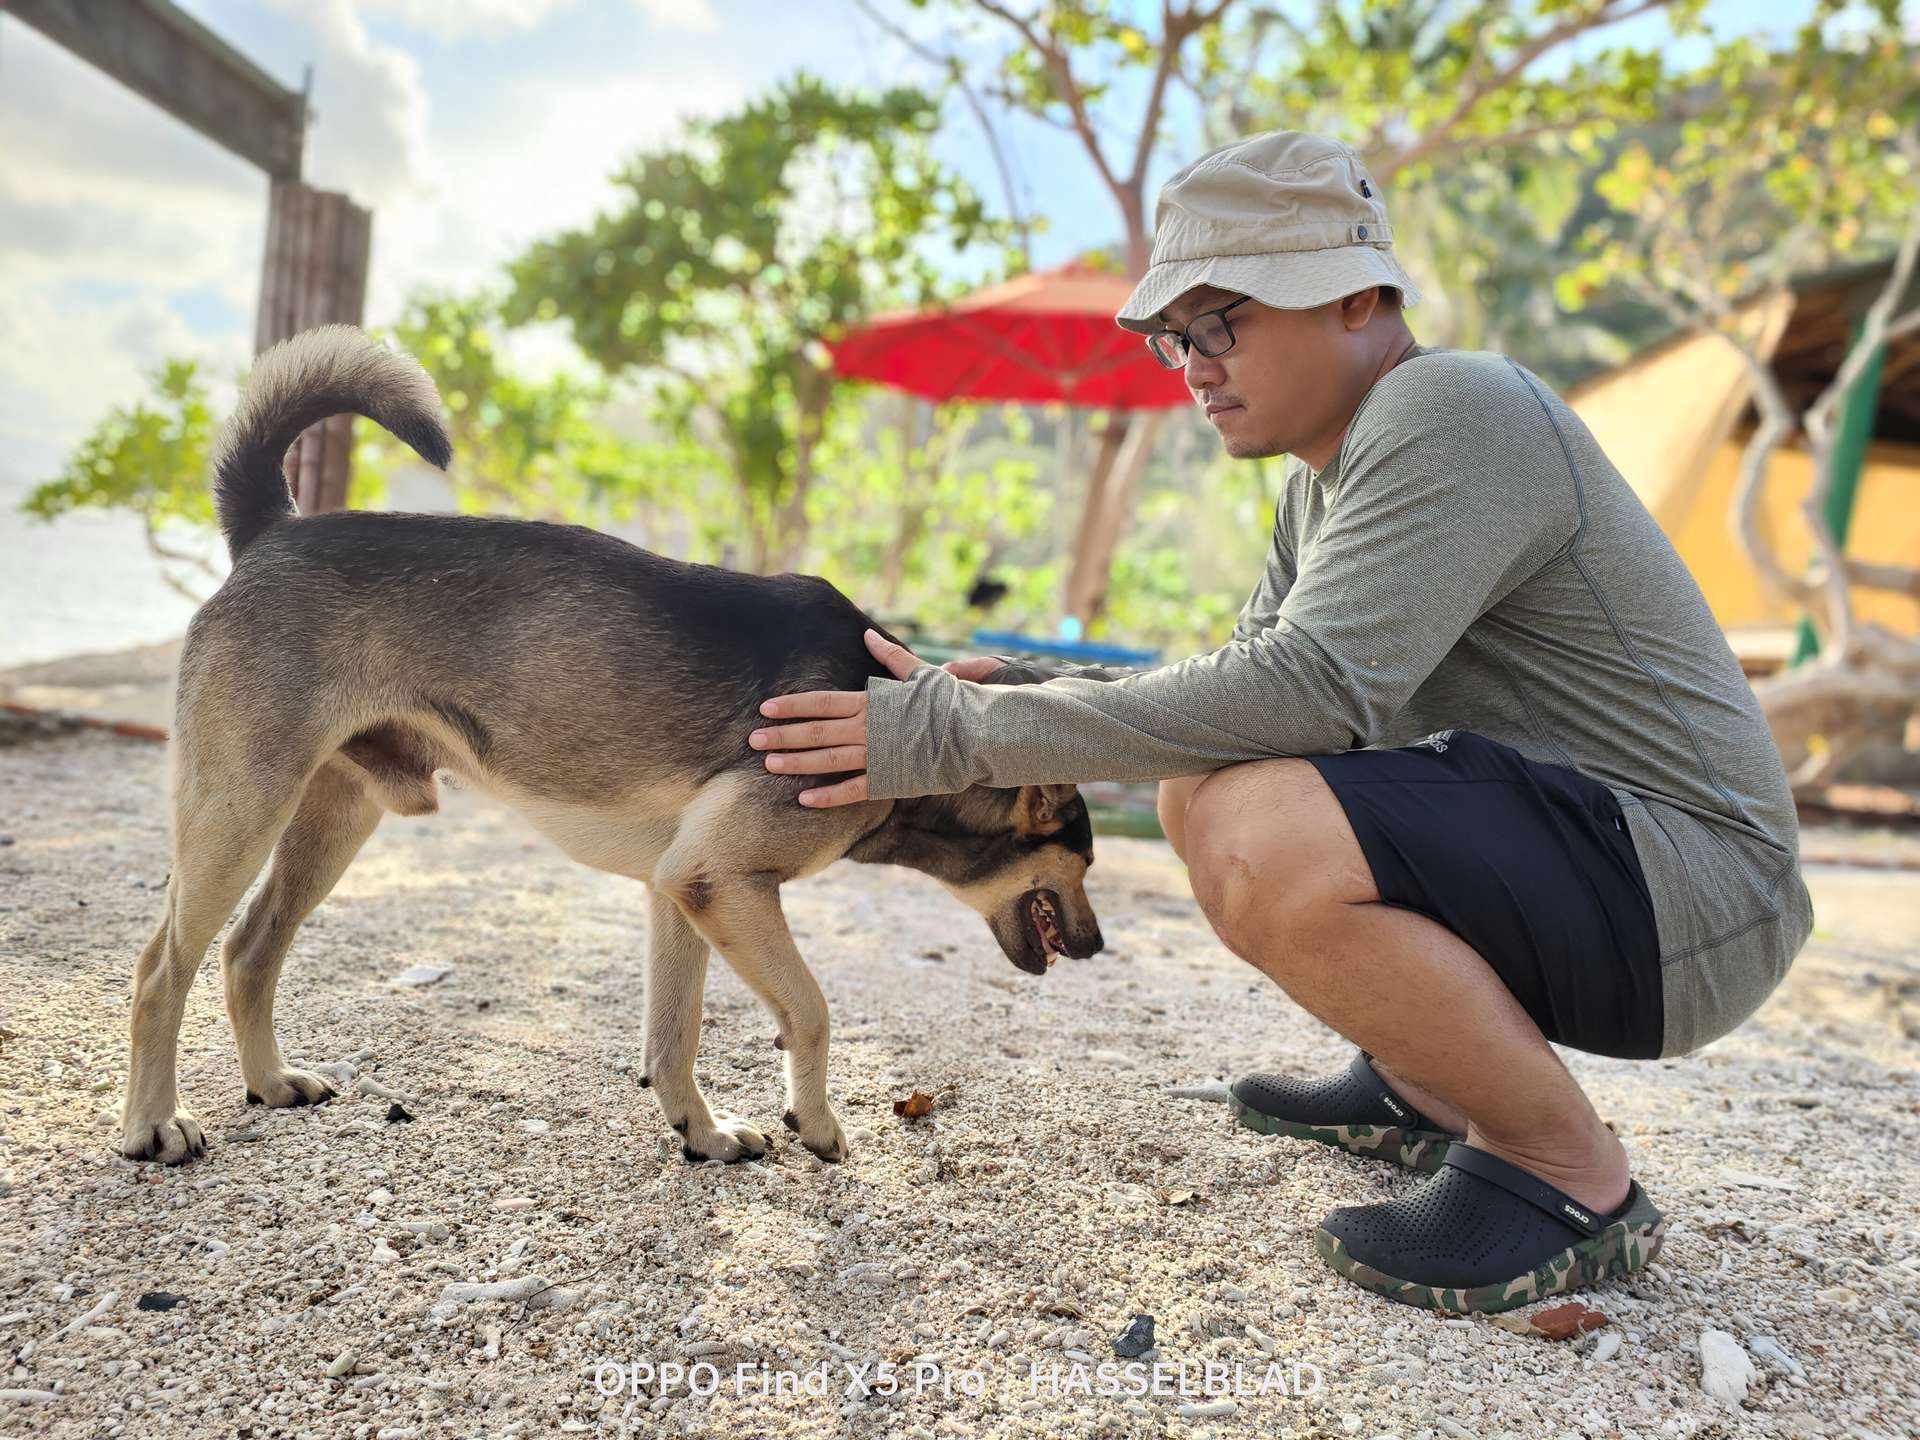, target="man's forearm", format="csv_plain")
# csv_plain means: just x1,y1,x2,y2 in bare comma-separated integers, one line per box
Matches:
865,623,1363,799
